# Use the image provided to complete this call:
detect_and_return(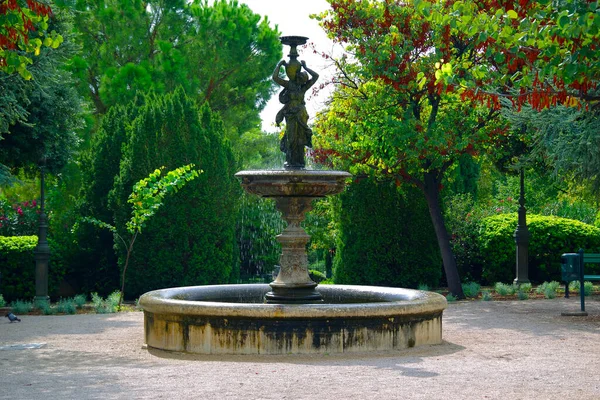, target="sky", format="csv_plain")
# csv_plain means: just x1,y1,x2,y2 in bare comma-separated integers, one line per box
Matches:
239,0,336,132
